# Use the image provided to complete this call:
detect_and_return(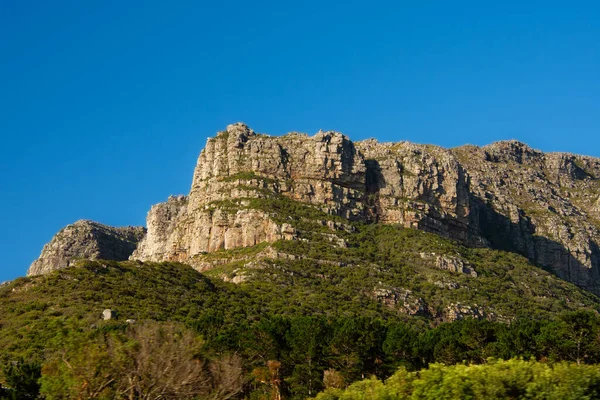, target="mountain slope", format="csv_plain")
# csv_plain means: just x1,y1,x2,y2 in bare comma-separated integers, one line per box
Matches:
4,225,600,398
7,194,600,398
135,124,600,295
5,220,600,361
